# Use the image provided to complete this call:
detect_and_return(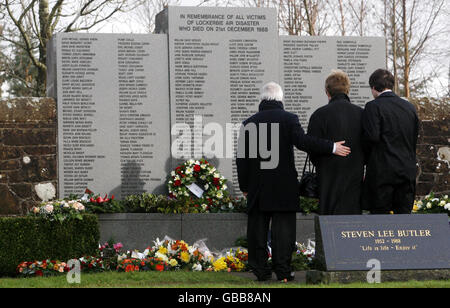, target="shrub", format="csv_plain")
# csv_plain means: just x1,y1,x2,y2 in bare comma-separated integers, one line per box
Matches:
300,197,319,214
0,215,99,276
122,193,247,214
